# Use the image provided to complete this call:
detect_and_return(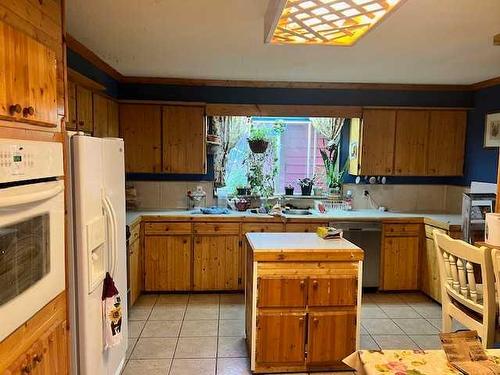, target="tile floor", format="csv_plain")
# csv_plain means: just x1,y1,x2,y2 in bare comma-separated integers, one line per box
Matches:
124,291,454,374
